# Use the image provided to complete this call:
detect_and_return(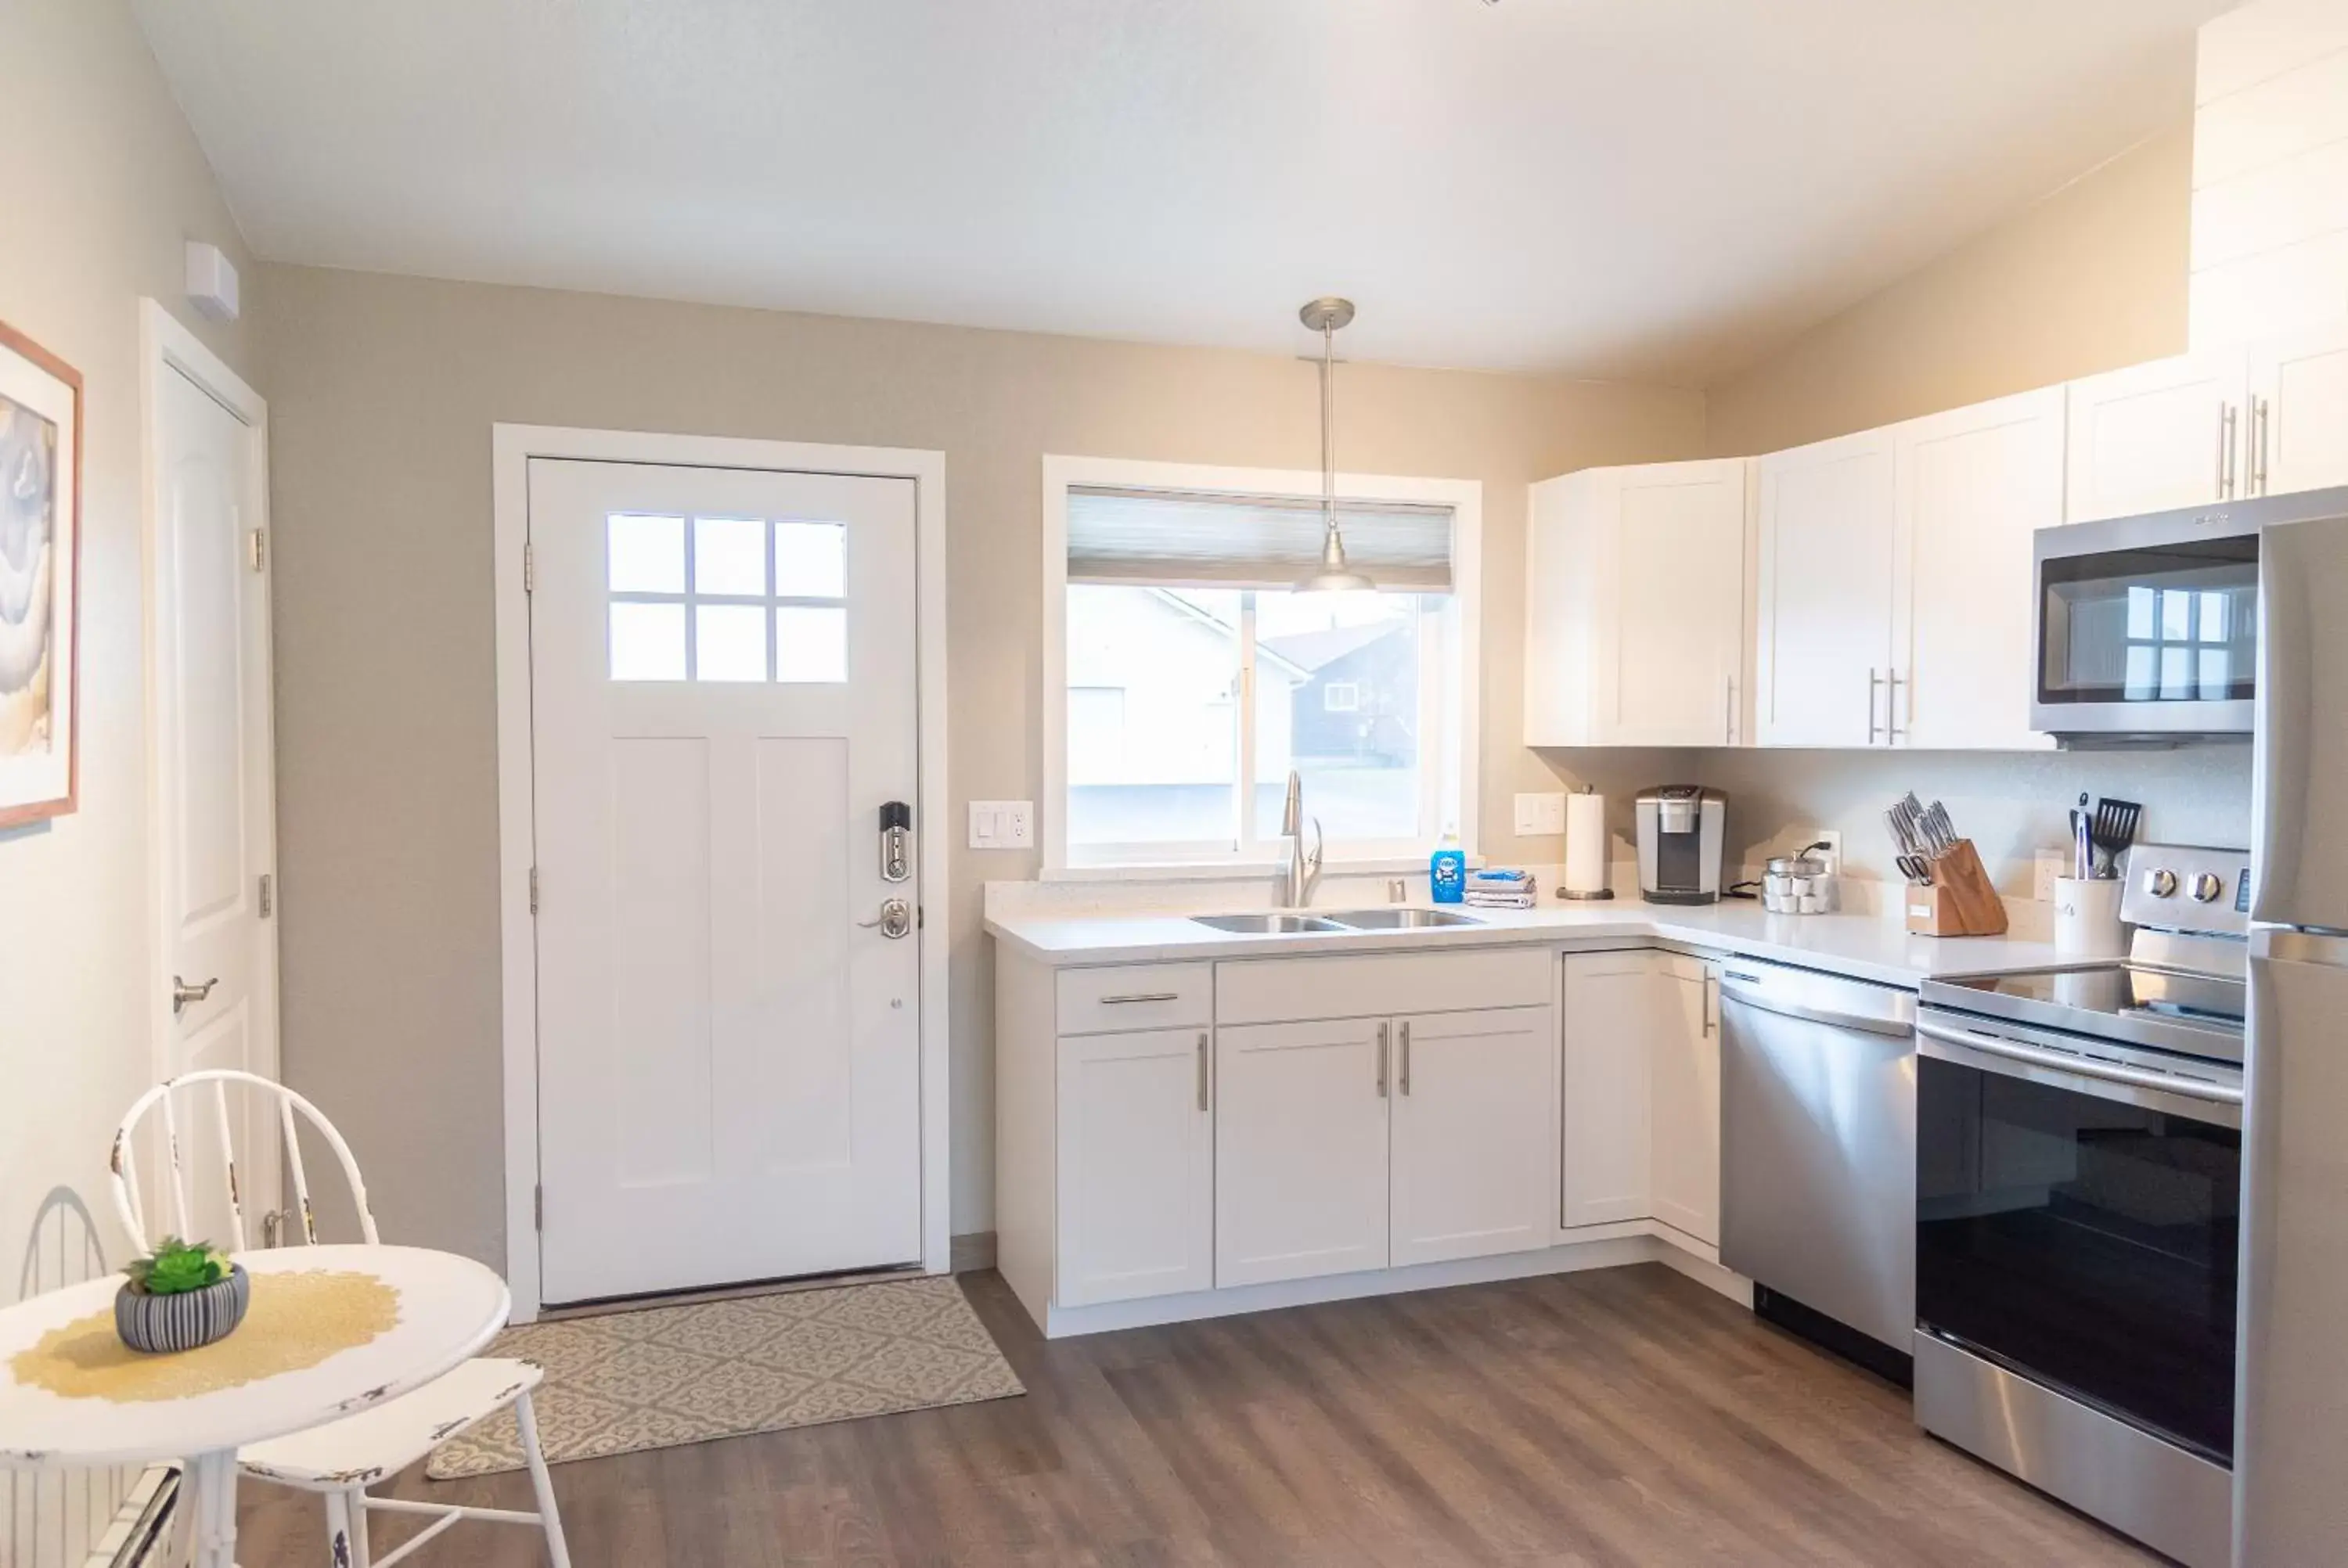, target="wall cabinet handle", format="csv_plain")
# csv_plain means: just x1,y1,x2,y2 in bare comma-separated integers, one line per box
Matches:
2219,402,2241,499
1376,1021,1390,1098
1399,1021,1412,1096
2253,396,2271,495
1725,674,1738,746
1866,668,1883,745
1703,971,1719,1037
1196,1032,1209,1113
1886,669,1906,744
